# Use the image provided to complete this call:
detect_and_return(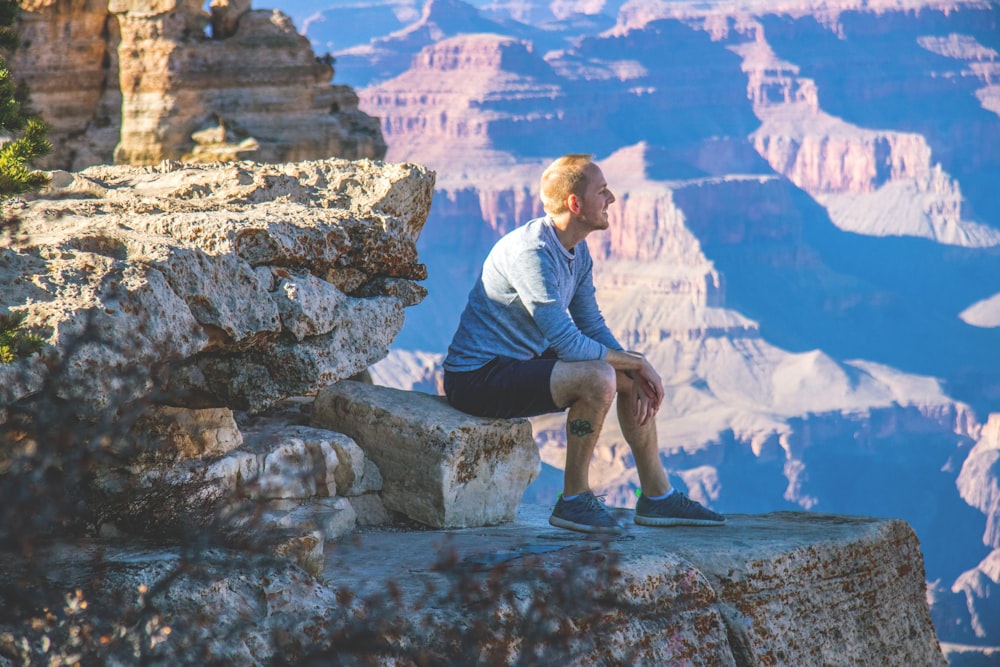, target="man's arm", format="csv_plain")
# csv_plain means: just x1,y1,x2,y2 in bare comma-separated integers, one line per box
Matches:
567,246,622,352
508,247,607,361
